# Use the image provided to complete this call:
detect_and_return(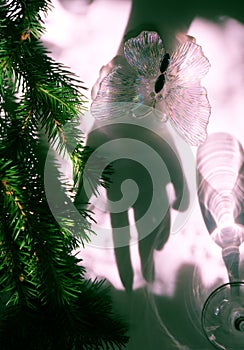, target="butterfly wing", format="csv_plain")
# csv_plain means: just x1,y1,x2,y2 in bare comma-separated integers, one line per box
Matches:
124,31,165,78
91,31,166,121
91,59,156,120
91,62,137,120
162,40,211,145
